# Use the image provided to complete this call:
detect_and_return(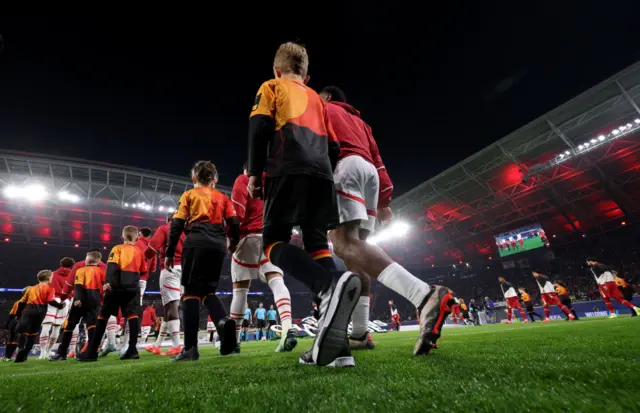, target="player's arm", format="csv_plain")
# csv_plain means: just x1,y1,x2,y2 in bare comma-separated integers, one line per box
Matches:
146,226,167,259
167,192,189,259
367,124,394,209
46,287,64,309
248,81,276,178
231,176,249,222
323,103,340,171
16,288,30,317
74,270,85,303
139,251,148,280
106,246,121,286
223,195,241,249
